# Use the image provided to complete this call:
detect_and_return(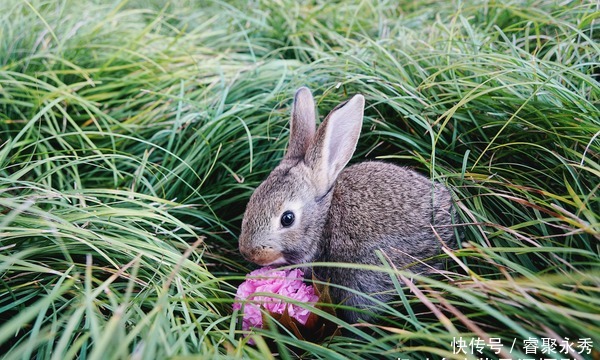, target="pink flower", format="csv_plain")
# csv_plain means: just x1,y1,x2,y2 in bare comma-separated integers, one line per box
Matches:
233,267,319,332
